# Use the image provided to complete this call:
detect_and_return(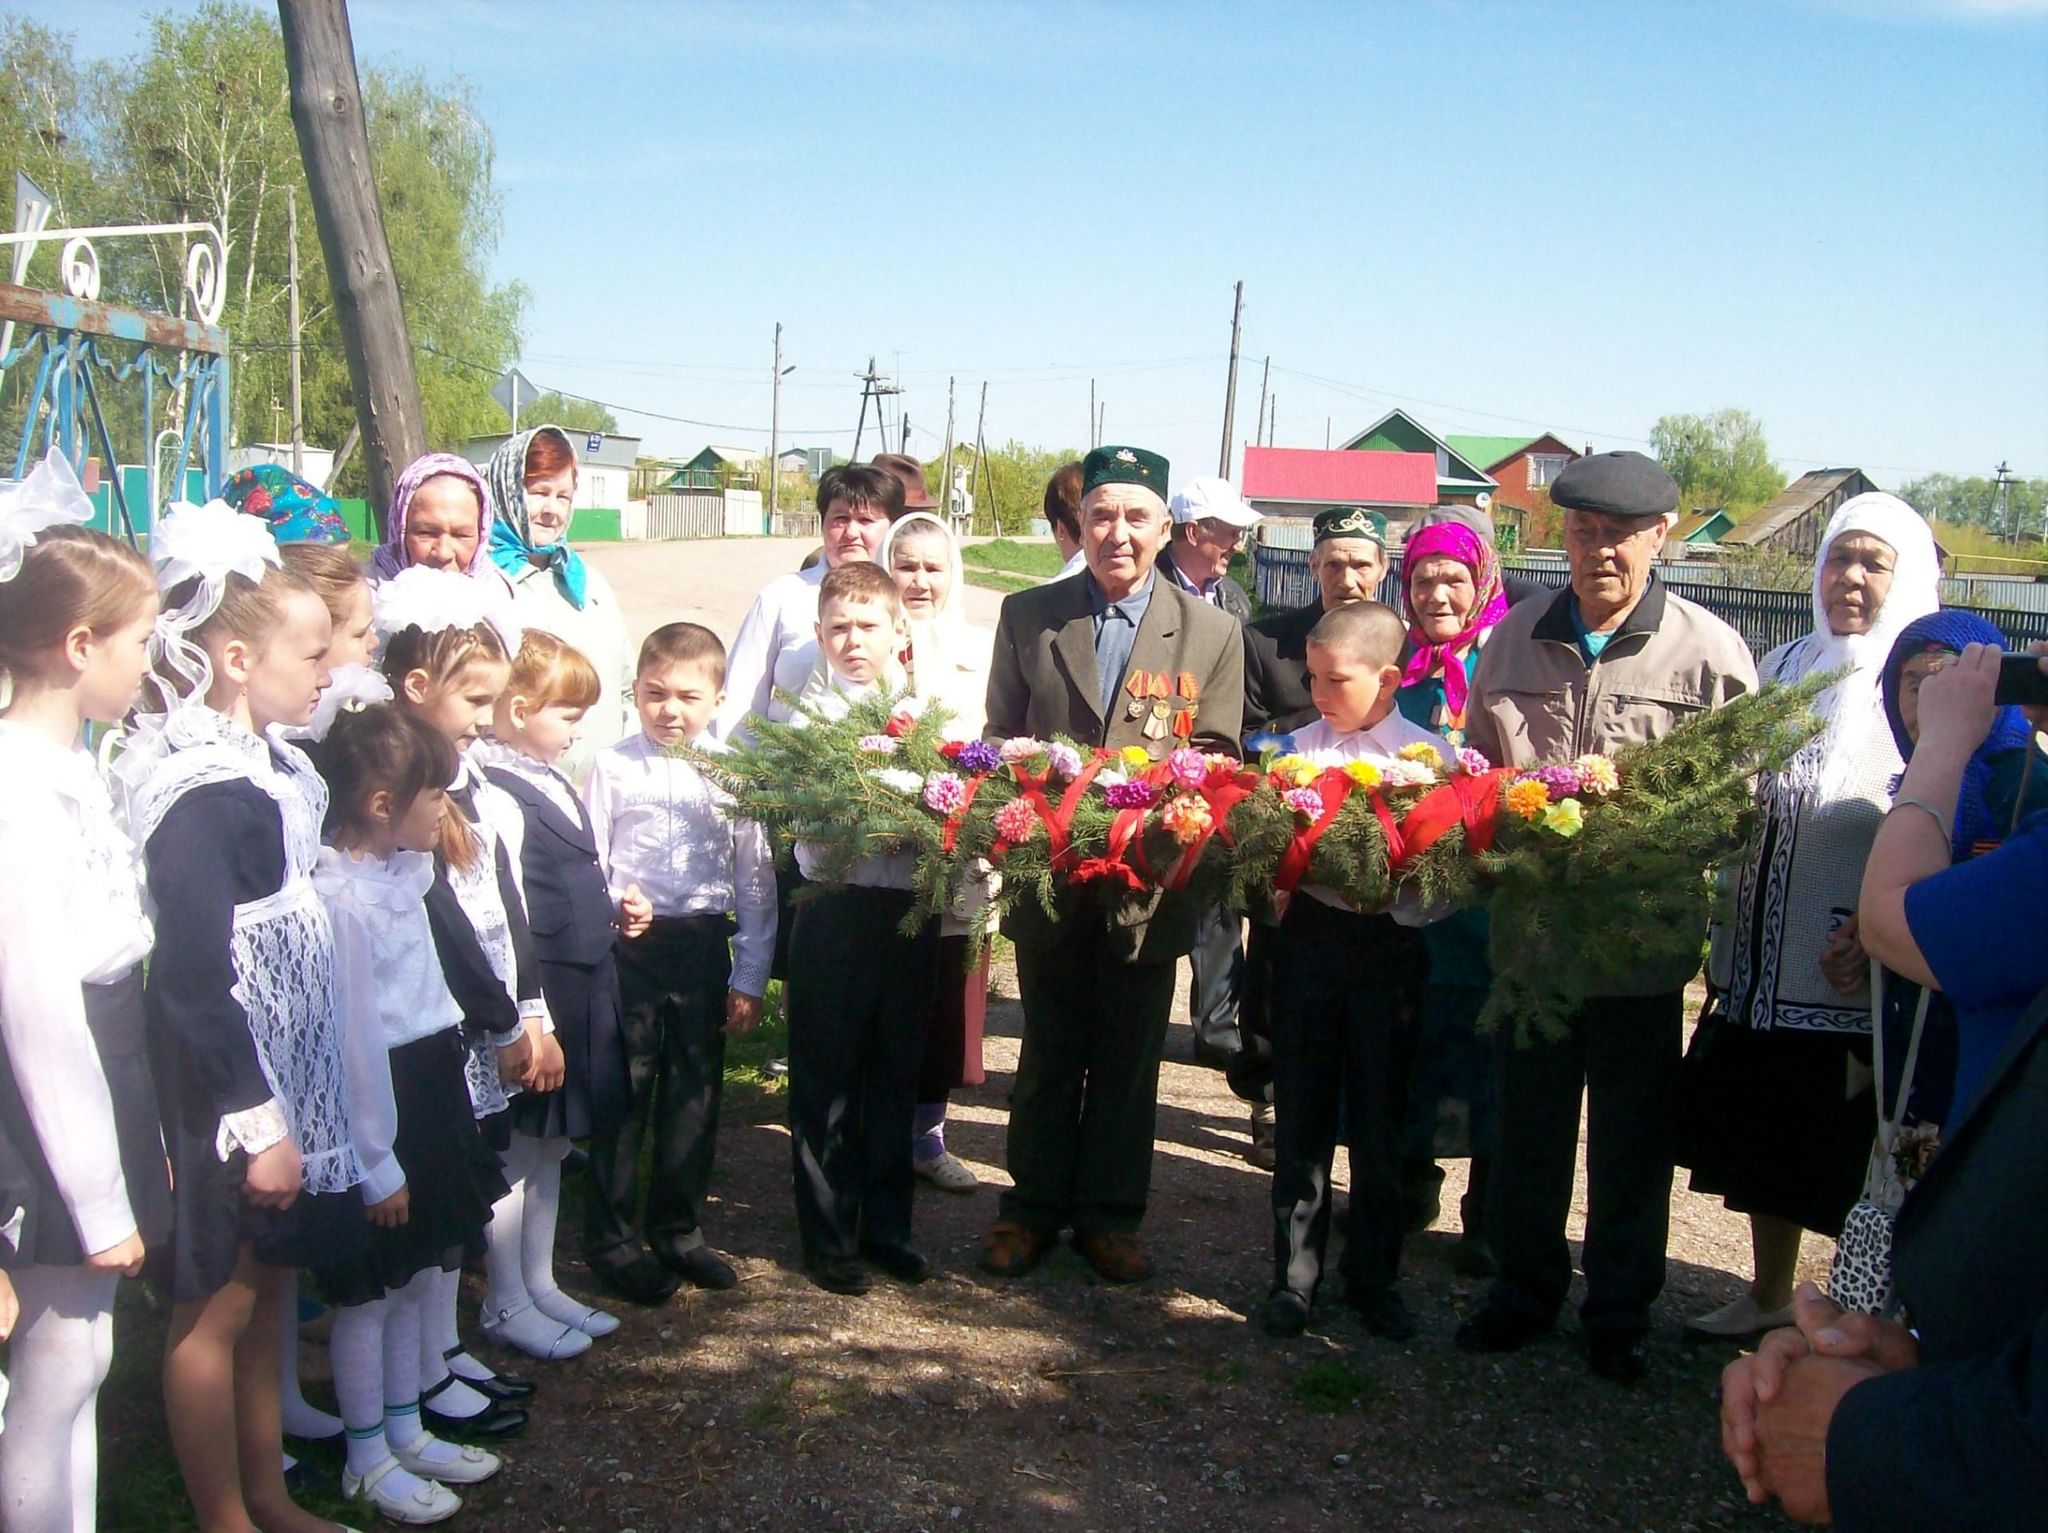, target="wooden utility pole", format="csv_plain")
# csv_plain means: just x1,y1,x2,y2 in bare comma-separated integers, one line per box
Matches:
1218,280,1243,476
1268,394,1277,446
939,375,956,525
287,183,304,476
1096,401,1105,449
1089,378,1096,449
279,0,425,529
1254,355,1270,454
971,381,990,534
767,321,783,525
